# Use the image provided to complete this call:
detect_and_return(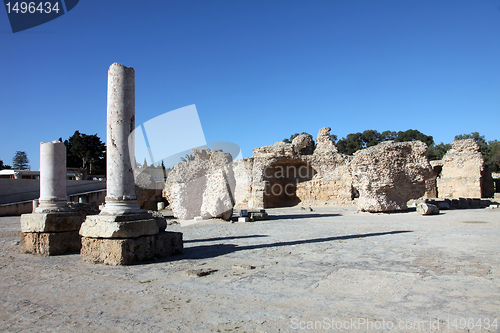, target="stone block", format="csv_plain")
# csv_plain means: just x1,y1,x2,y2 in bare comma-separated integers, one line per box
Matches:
437,201,450,210
80,231,183,265
417,203,439,215
20,231,81,256
20,212,85,233
79,214,159,238
249,211,268,221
